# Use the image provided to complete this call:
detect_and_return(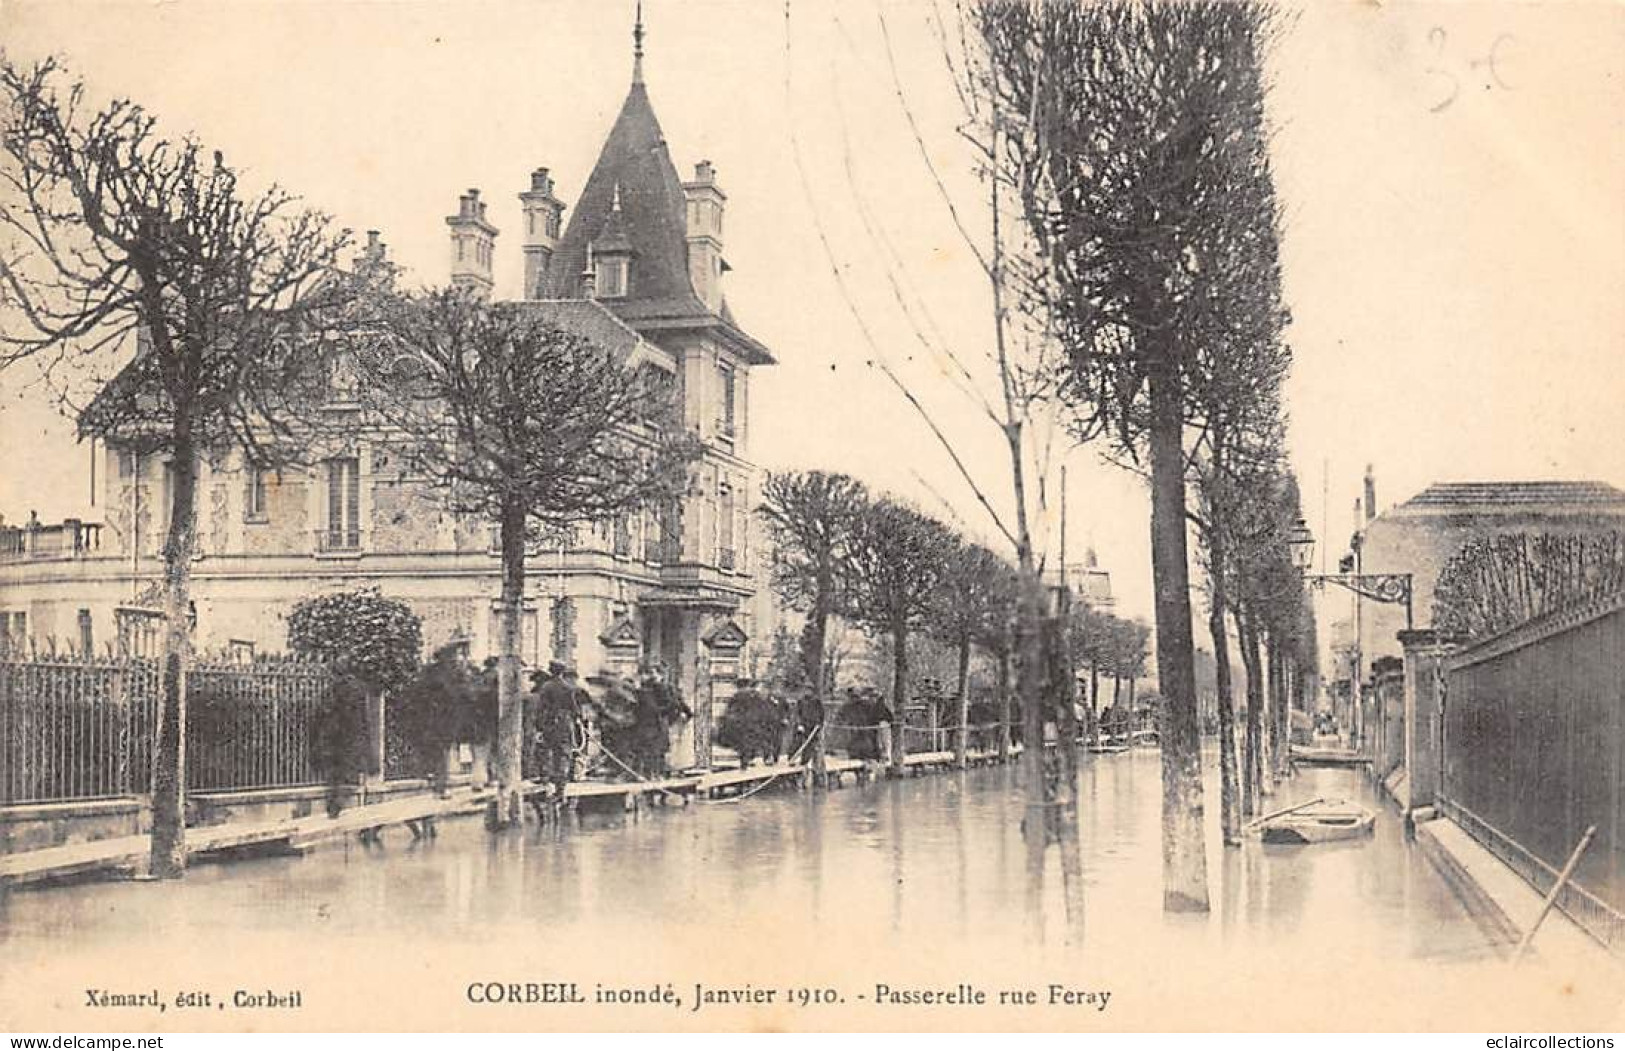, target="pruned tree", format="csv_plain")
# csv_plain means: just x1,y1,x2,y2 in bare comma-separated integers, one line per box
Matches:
1434,532,1625,642
758,468,871,782
1109,615,1152,713
843,497,958,772
980,0,1285,912
287,587,423,803
0,57,355,876
353,288,701,827
1069,602,1112,744
930,541,1015,766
